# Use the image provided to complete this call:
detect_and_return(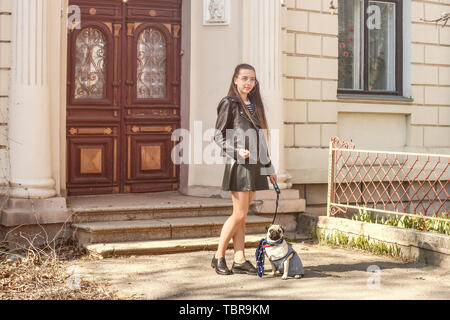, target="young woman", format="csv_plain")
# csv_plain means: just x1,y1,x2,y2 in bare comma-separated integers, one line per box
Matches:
211,64,277,275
